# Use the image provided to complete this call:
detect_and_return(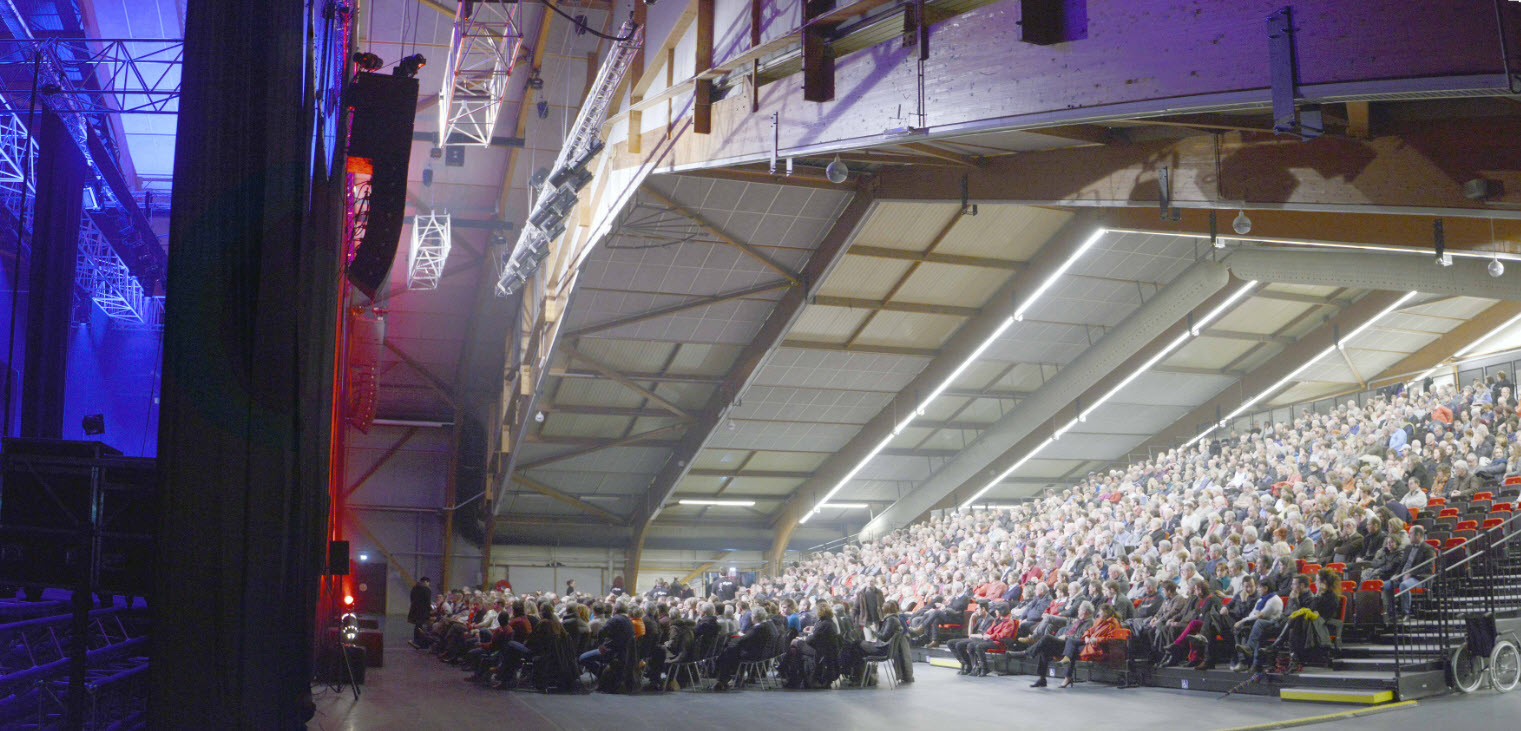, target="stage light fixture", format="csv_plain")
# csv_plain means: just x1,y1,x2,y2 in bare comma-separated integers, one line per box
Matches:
352,52,384,71
82,414,105,436
1490,257,1505,278
394,54,427,78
